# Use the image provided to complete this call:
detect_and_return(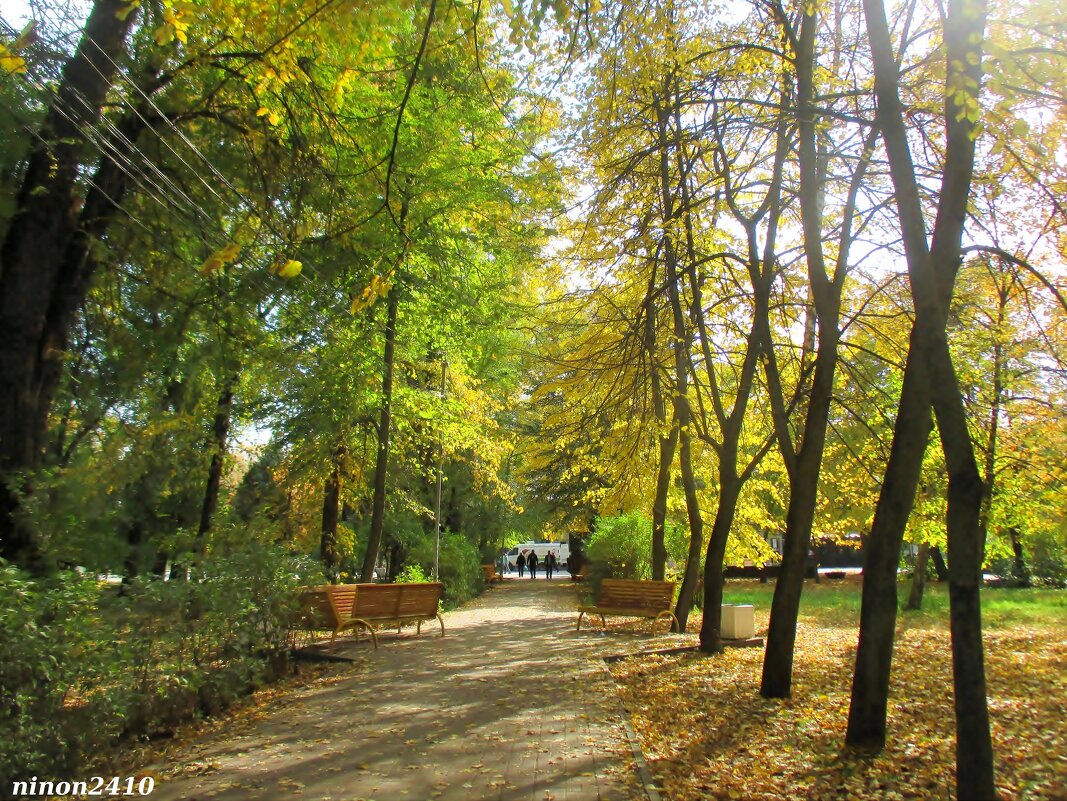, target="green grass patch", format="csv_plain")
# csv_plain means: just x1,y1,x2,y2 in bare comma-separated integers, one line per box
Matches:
721,578,1067,631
